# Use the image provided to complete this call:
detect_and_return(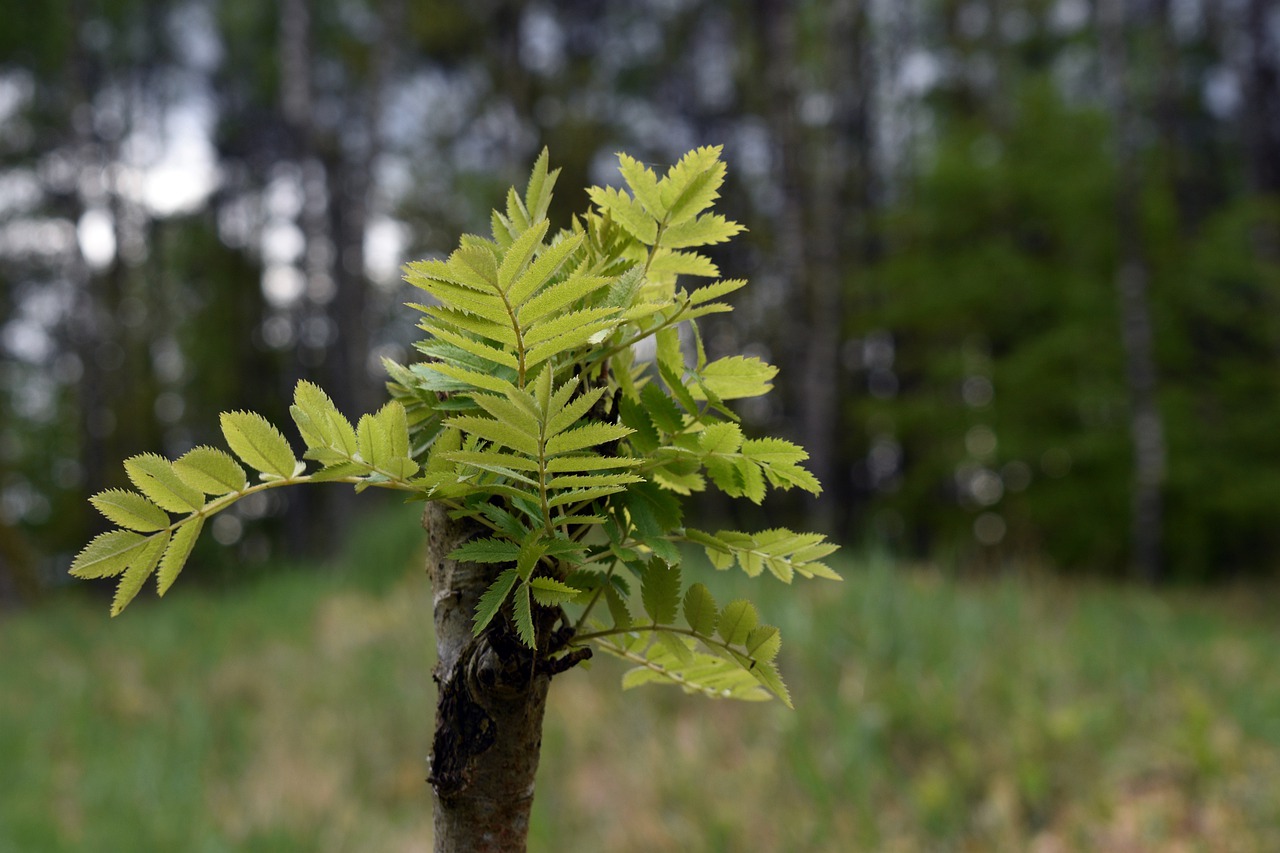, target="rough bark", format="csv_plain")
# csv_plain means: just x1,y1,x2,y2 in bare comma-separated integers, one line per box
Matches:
423,502,558,853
